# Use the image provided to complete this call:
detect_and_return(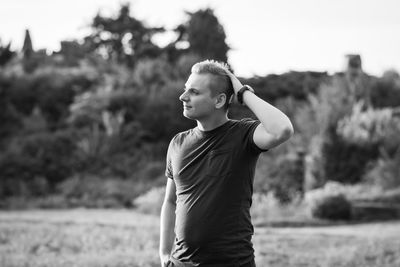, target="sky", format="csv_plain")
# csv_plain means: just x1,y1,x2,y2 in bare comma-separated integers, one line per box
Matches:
1,0,399,77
